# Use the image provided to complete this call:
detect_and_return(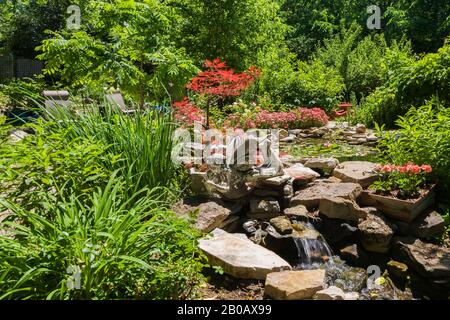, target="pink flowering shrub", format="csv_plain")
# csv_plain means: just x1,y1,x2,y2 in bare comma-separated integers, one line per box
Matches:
224,107,329,130
172,97,205,126
370,162,433,199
